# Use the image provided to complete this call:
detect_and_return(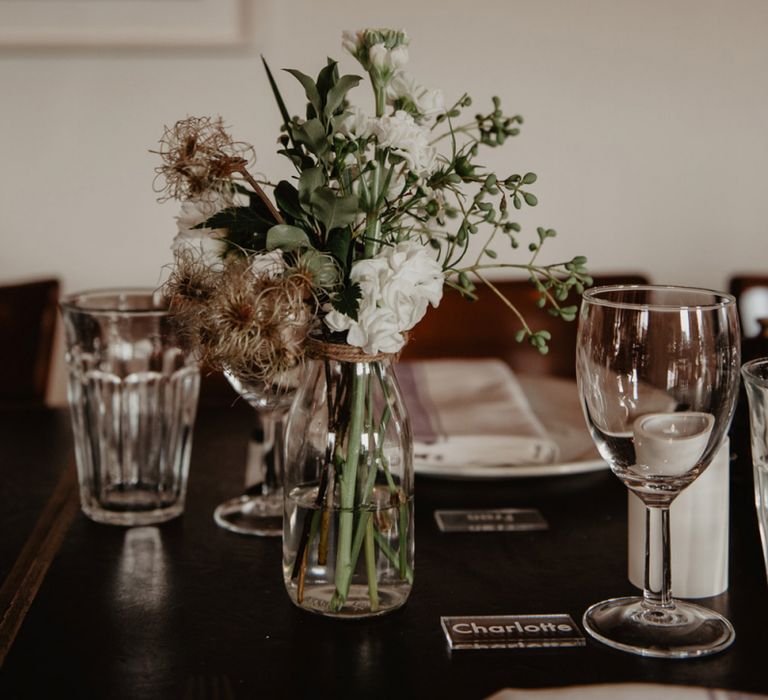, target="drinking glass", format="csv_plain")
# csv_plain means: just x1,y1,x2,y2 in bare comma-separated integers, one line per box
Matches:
741,357,768,582
61,288,200,526
212,370,299,536
576,285,740,658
